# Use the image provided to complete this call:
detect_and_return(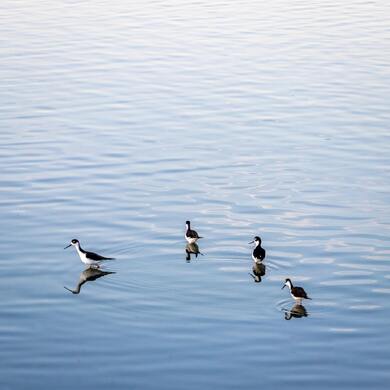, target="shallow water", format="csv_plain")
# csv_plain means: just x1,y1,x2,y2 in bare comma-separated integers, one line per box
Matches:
1,1,390,389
